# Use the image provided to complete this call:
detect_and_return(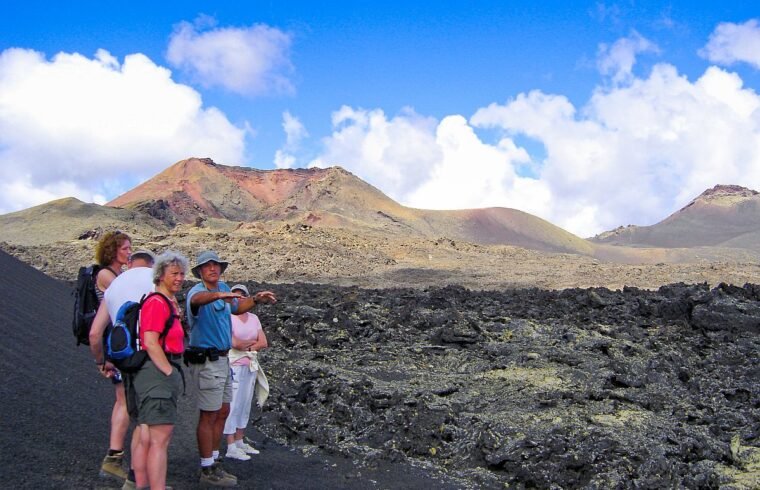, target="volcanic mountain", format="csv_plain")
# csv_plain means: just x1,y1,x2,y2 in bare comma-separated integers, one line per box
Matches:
591,185,760,252
4,159,760,289
107,157,594,255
